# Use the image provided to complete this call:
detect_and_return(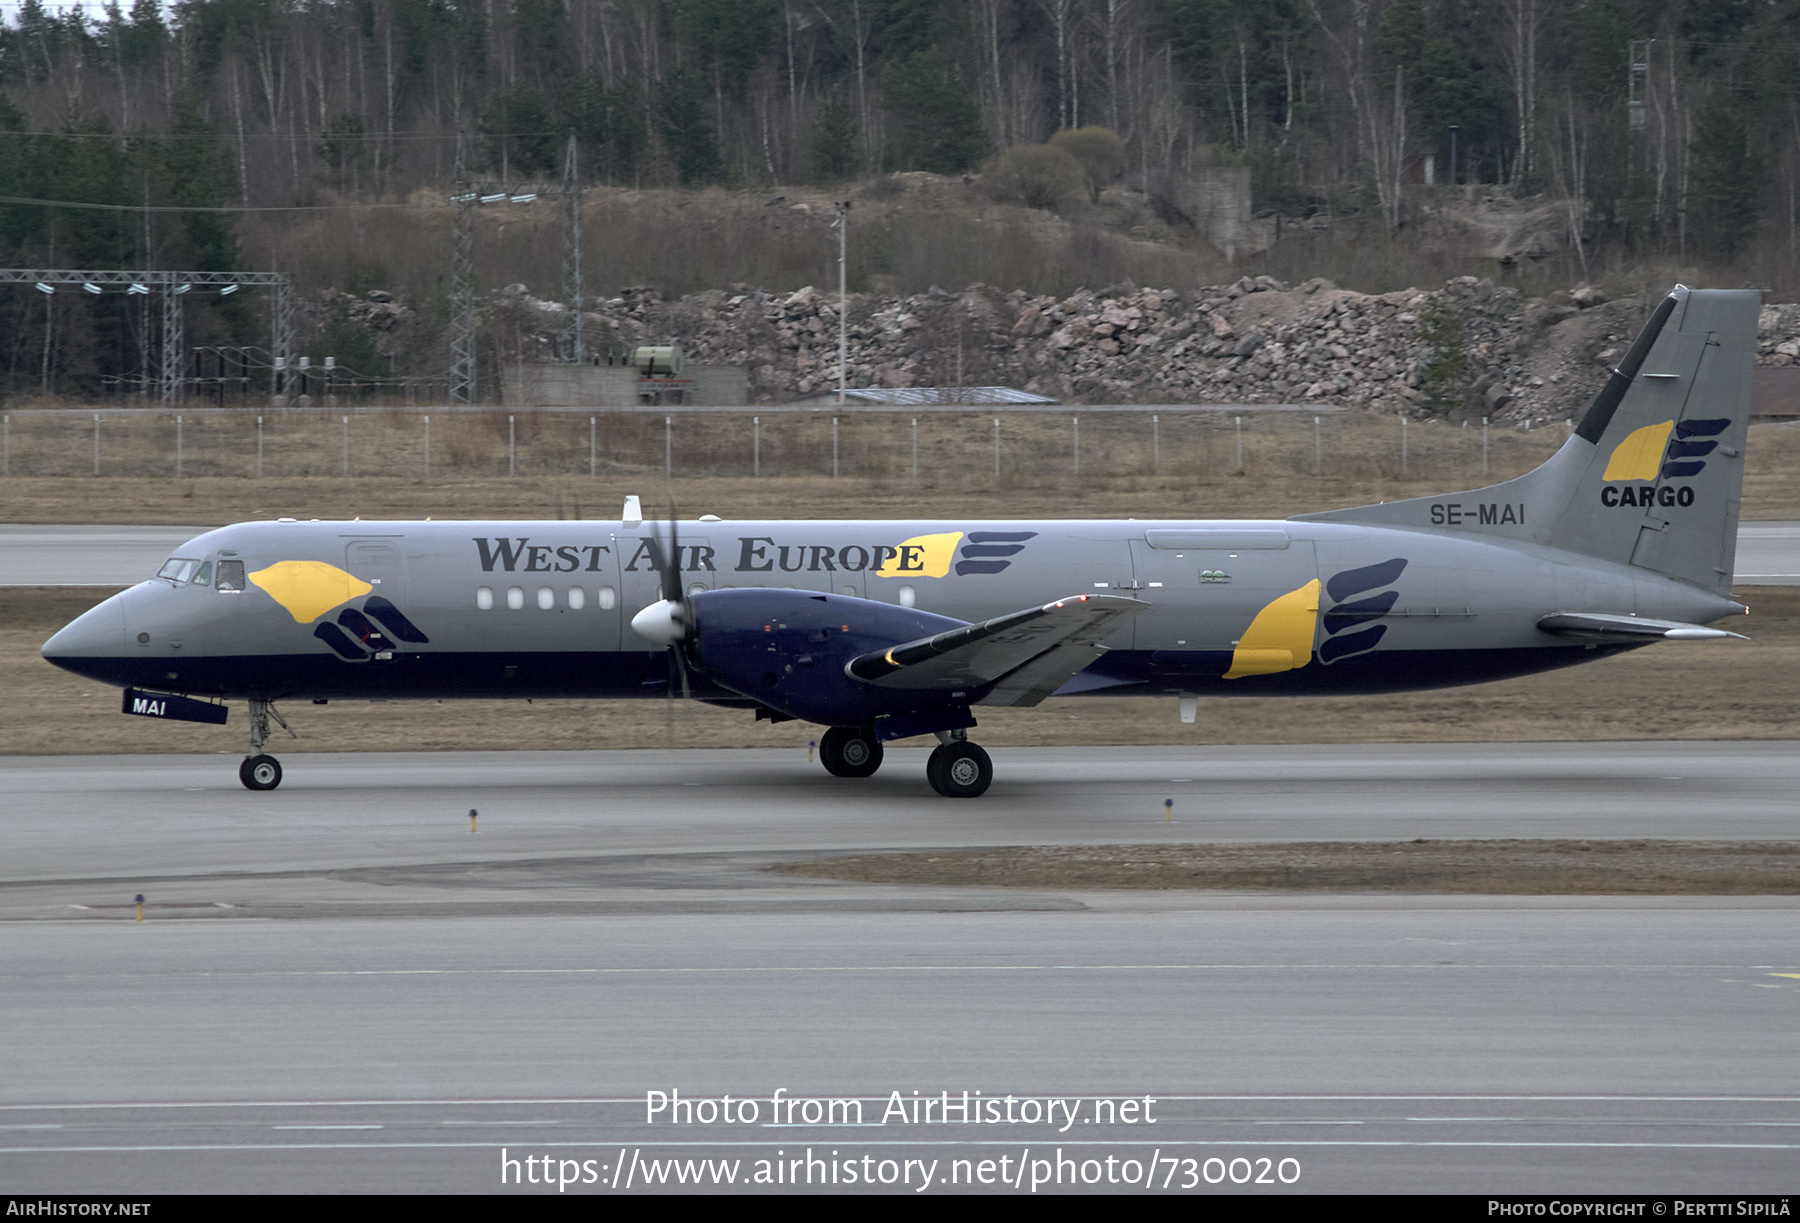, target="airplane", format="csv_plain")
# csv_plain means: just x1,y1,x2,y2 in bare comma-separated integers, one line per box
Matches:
43,285,1756,797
